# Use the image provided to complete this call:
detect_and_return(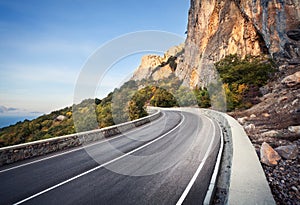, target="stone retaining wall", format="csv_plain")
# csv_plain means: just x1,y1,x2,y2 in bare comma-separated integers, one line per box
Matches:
0,110,161,166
